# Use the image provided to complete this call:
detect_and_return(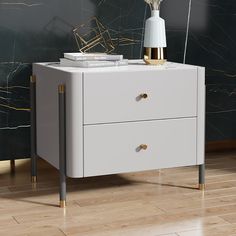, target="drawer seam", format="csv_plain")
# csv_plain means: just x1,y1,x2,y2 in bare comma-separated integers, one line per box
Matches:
83,116,197,126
